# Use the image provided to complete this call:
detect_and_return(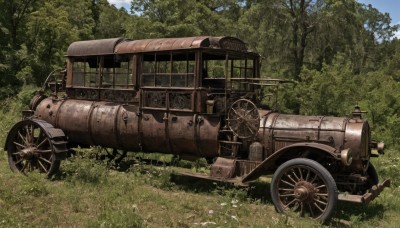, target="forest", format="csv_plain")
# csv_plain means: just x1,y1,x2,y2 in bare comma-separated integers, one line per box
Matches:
0,0,399,145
